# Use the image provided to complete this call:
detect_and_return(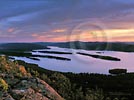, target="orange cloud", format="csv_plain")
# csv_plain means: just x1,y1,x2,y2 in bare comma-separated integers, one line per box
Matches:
32,33,38,37
52,29,67,33
108,36,134,42
7,28,15,33
31,33,51,42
